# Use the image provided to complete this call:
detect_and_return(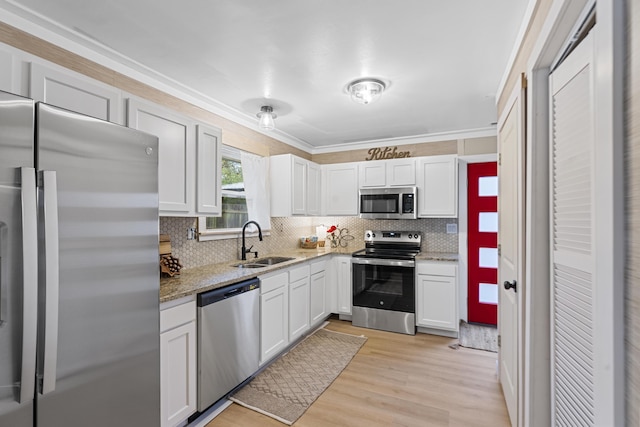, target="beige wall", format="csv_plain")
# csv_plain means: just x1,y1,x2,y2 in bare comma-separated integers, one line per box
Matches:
497,0,553,113
626,0,640,423
0,21,312,161
312,136,496,164
0,21,498,164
